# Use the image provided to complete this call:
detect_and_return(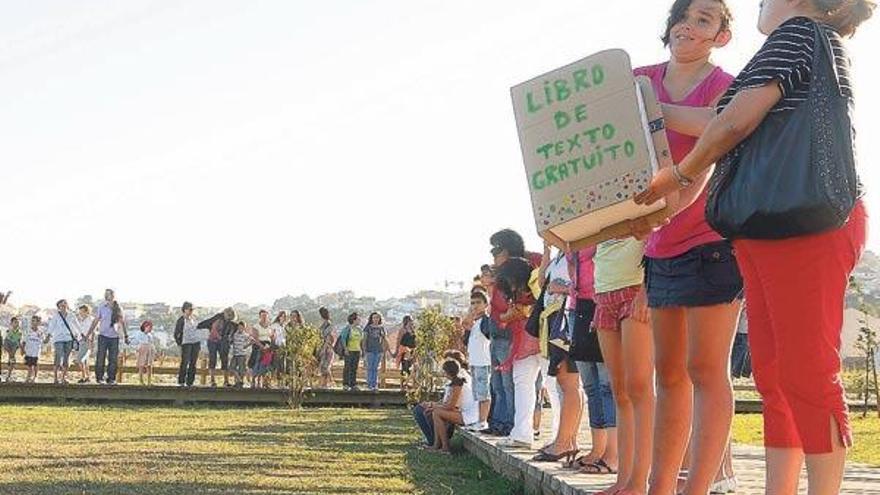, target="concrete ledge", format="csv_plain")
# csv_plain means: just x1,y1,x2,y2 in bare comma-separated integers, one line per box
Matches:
458,429,615,495
0,382,407,407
